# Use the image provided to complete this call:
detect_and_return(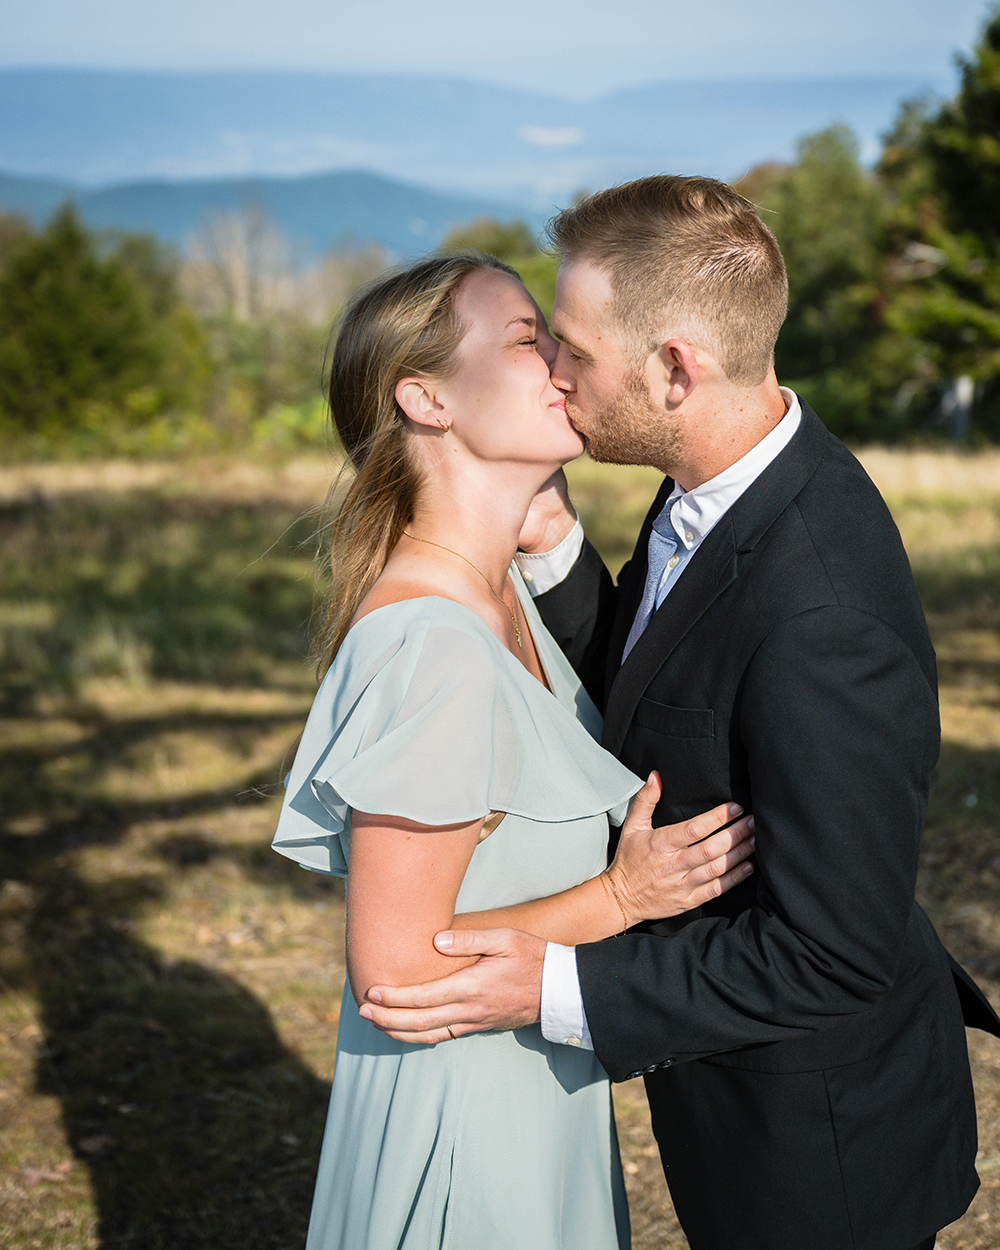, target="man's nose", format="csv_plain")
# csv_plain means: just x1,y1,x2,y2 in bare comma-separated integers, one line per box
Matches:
550,343,575,391
537,332,558,369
